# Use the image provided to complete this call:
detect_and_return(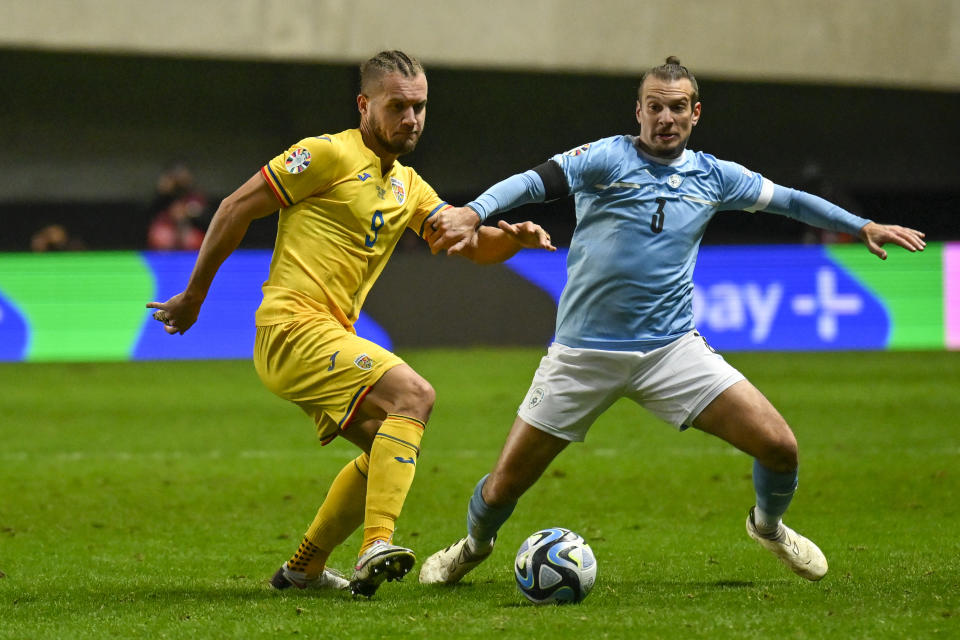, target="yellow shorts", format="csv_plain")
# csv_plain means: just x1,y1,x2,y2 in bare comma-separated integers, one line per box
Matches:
254,315,404,444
